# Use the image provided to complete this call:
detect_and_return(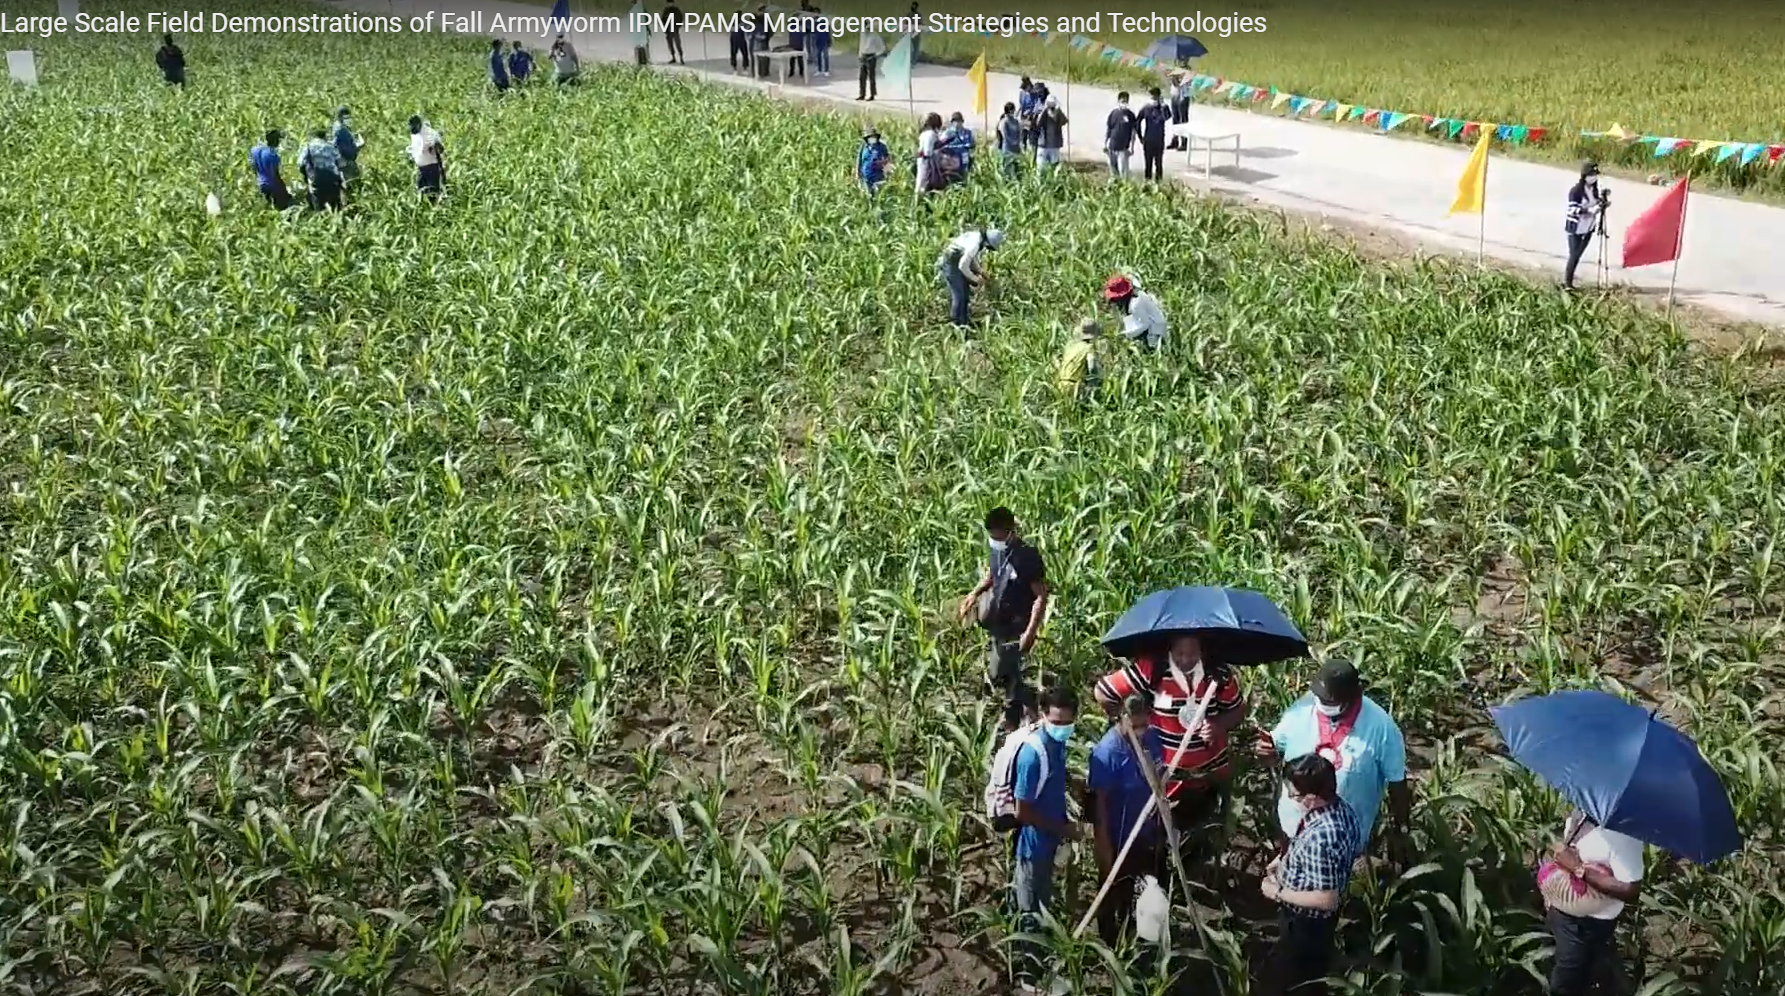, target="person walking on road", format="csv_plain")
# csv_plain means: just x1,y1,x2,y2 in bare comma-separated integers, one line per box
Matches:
1036,96,1067,173
662,2,685,64
1564,161,1607,292
1105,91,1137,178
935,227,1003,326
1006,686,1084,994
249,130,293,210
1137,86,1172,181
959,504,1047,729
1255,659,1412,861
1259,754,1364,996
857,30,884,100
155,34,185,87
